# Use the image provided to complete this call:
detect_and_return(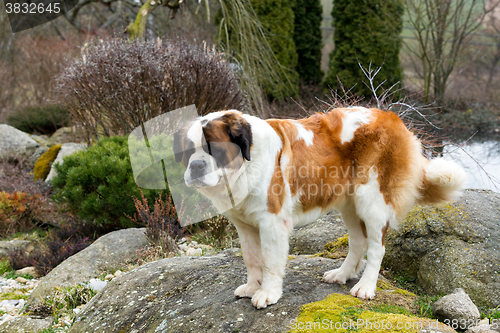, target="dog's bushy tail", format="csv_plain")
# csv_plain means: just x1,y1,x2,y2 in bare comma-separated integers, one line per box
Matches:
417,158,467,205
